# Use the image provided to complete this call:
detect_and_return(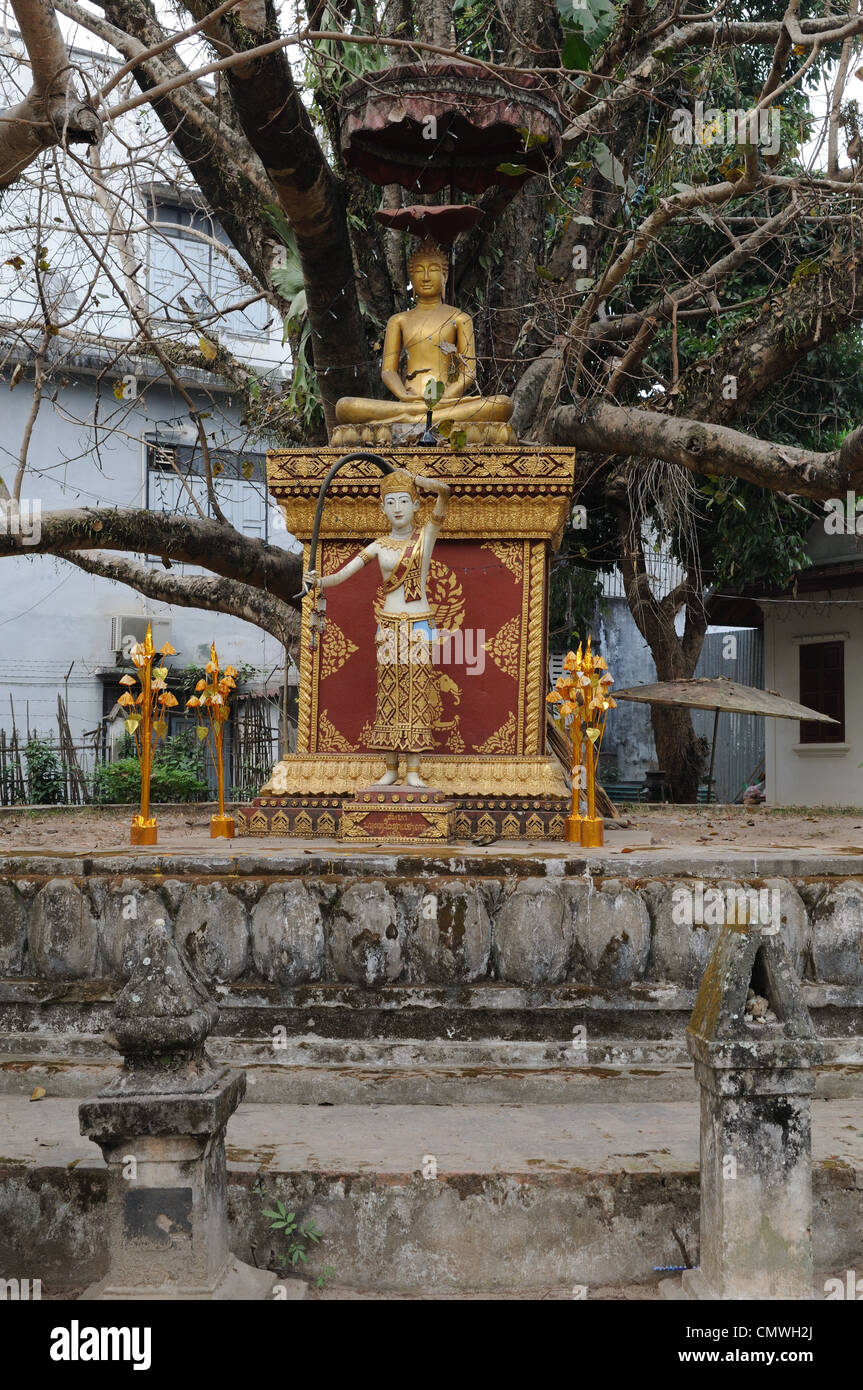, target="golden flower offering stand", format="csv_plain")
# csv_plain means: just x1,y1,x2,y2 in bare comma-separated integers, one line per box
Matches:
187,644,238,840
238,445,575,842
547,640,617,849
118,623,178,846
